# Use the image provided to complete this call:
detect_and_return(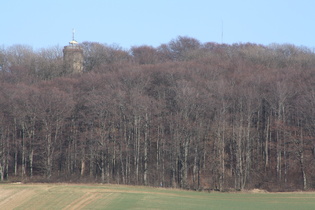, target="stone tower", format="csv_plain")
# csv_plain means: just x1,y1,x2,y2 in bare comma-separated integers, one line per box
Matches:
63,29,83,74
